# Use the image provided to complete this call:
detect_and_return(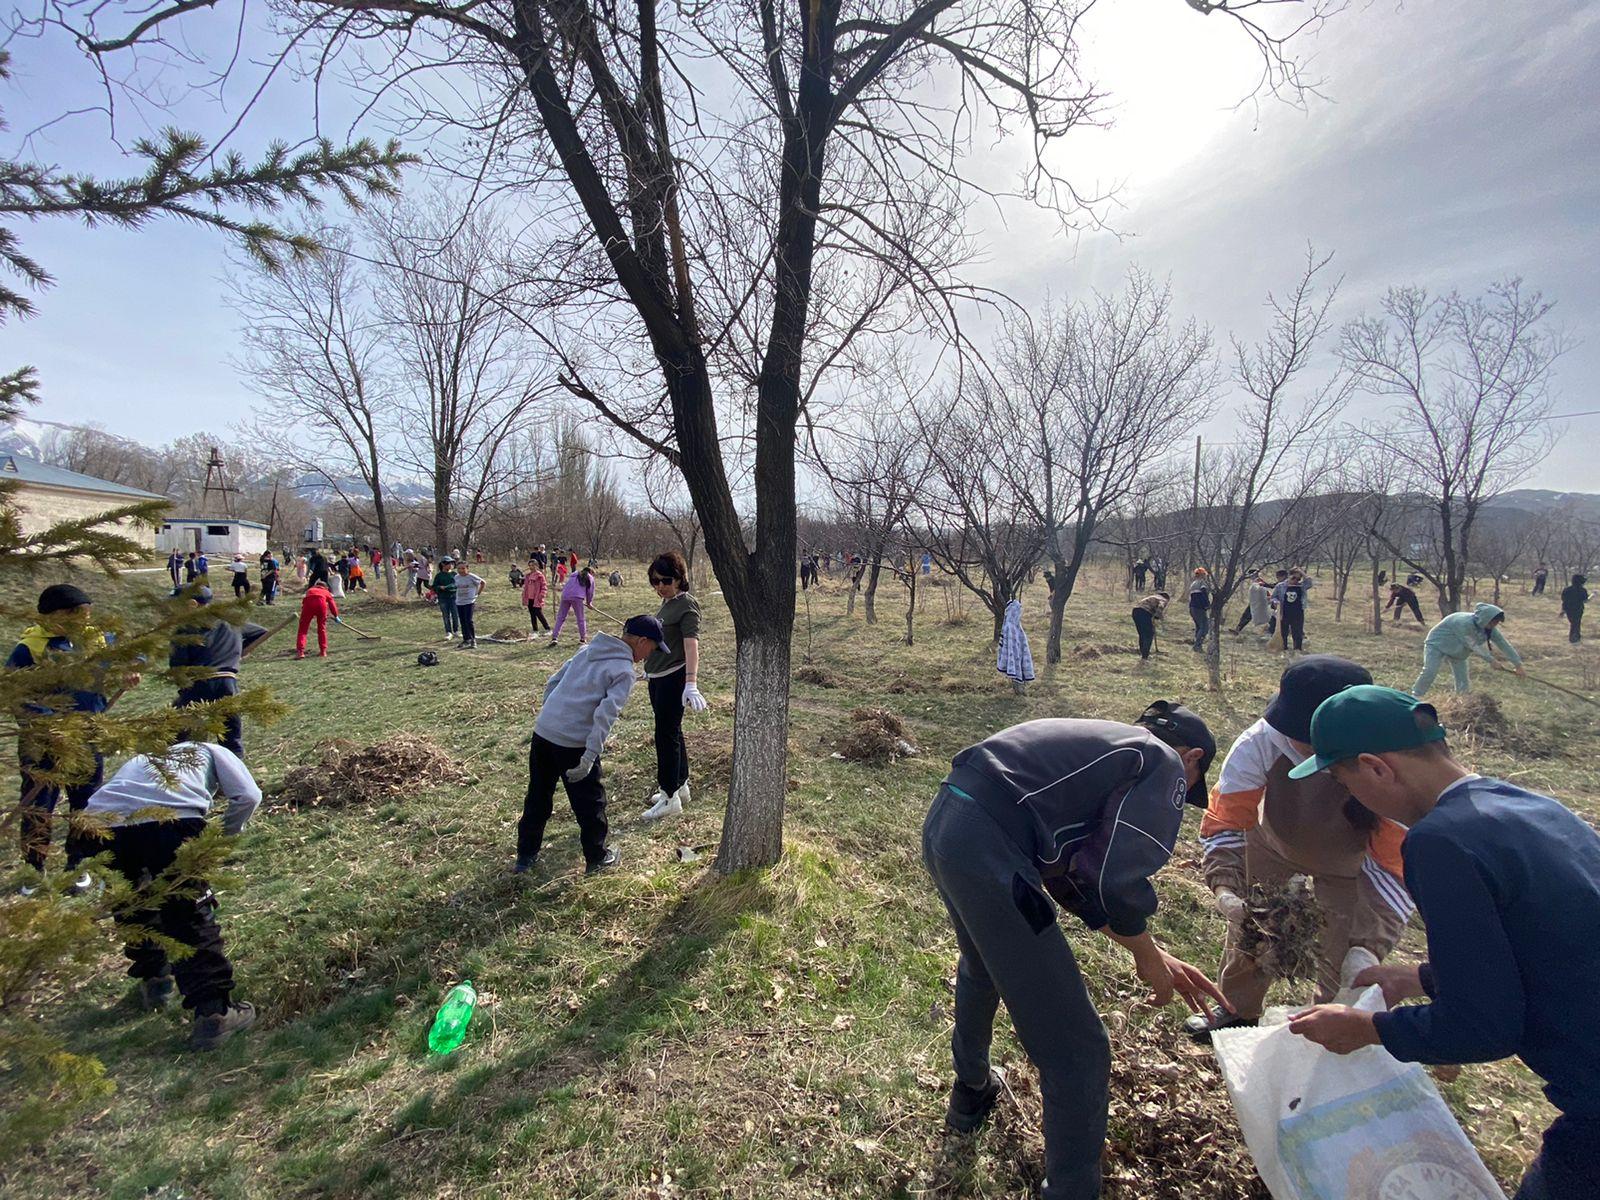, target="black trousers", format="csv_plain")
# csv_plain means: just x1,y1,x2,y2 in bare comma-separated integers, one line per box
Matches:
519,734,608,863
109,817,234,1015
1279,606,1305,649
457,602,477,643
262,576,278,605
1569,612,1583,643
175,676,244,759
1532,577,1546,596
1234,605,1254,633
1392,595,1424,623
528,605,550,632
649,673,689,794
19,749,104,871
232,575,251,596
1132,608,1156,659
